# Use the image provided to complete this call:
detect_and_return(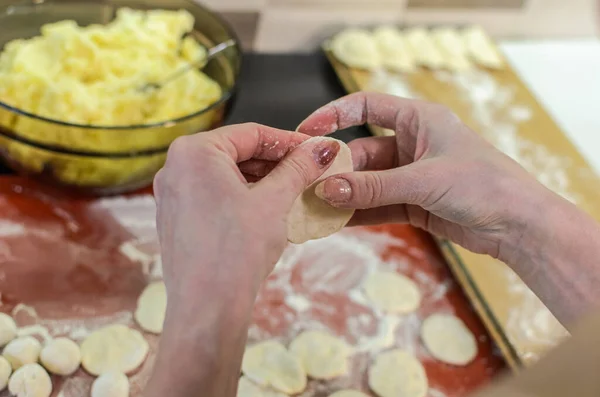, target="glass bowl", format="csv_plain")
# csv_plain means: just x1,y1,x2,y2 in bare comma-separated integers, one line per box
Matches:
0,0,241,195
